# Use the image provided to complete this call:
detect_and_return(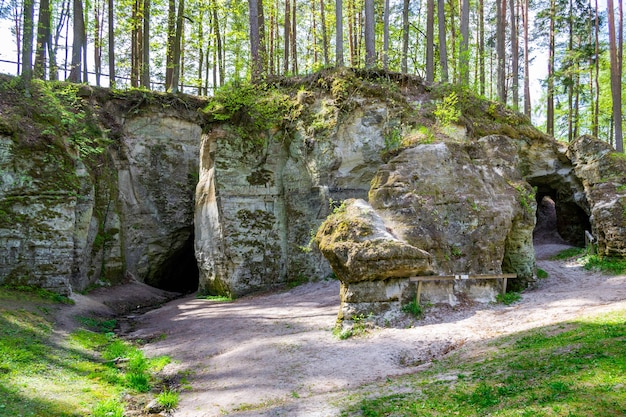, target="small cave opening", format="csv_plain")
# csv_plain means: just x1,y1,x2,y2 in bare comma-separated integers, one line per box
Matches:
146,230,200,294
533,191,591,247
